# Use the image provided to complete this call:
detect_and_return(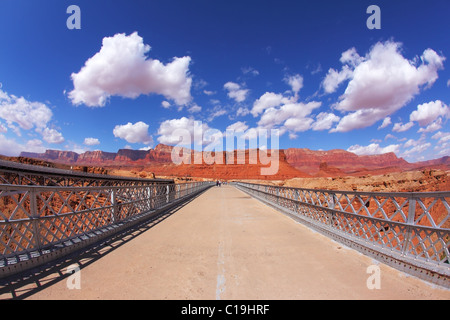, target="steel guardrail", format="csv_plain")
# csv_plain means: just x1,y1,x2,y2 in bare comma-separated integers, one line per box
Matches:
234,182,450,288
0,179,214,278
0,159,173,187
